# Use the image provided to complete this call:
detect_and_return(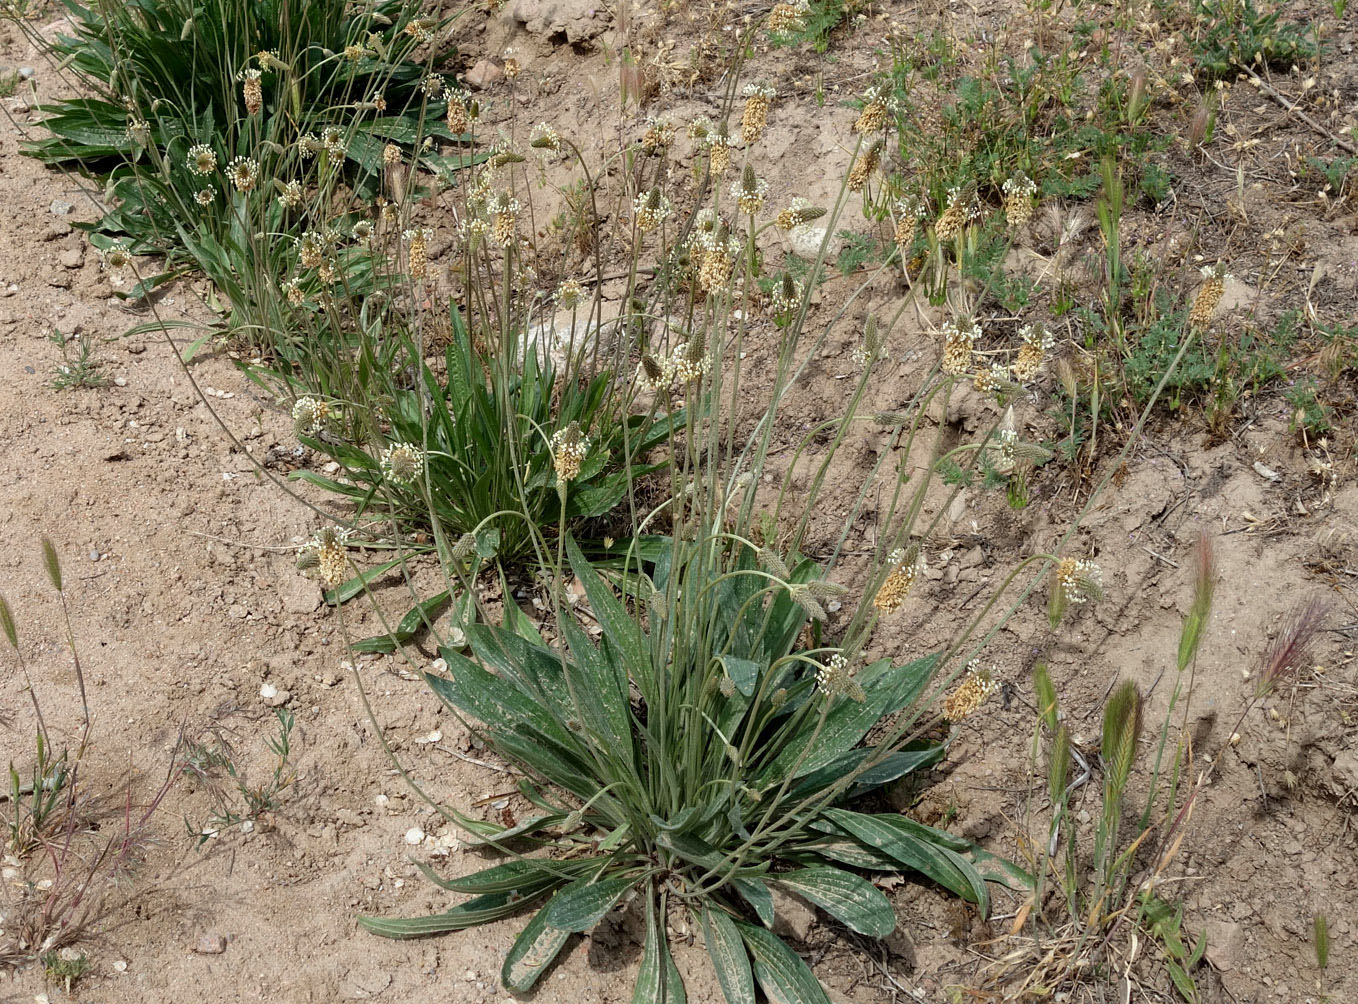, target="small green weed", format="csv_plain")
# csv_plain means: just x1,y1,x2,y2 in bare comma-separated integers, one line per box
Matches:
182,708,299,845
1285,378,1332,438
1187,0,1318,78
42,948,91,991
0,69,20,98
769,0,856,53
48,328,107,391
